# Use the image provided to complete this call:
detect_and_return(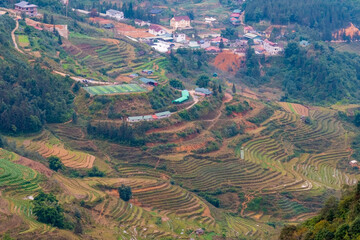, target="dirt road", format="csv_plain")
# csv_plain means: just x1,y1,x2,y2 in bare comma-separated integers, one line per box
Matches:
11,19,23,54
